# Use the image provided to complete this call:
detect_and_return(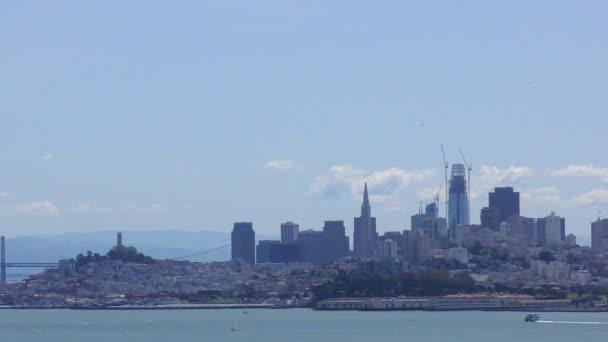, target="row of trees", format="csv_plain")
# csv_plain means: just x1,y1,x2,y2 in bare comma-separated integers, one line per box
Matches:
75,245,154,268
312,270,477,300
